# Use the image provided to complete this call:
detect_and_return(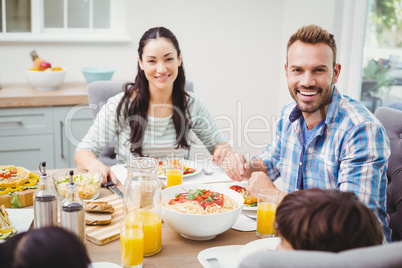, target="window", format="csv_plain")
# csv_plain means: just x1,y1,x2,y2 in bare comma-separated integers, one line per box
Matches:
360,0,402,112
0,0,129,42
